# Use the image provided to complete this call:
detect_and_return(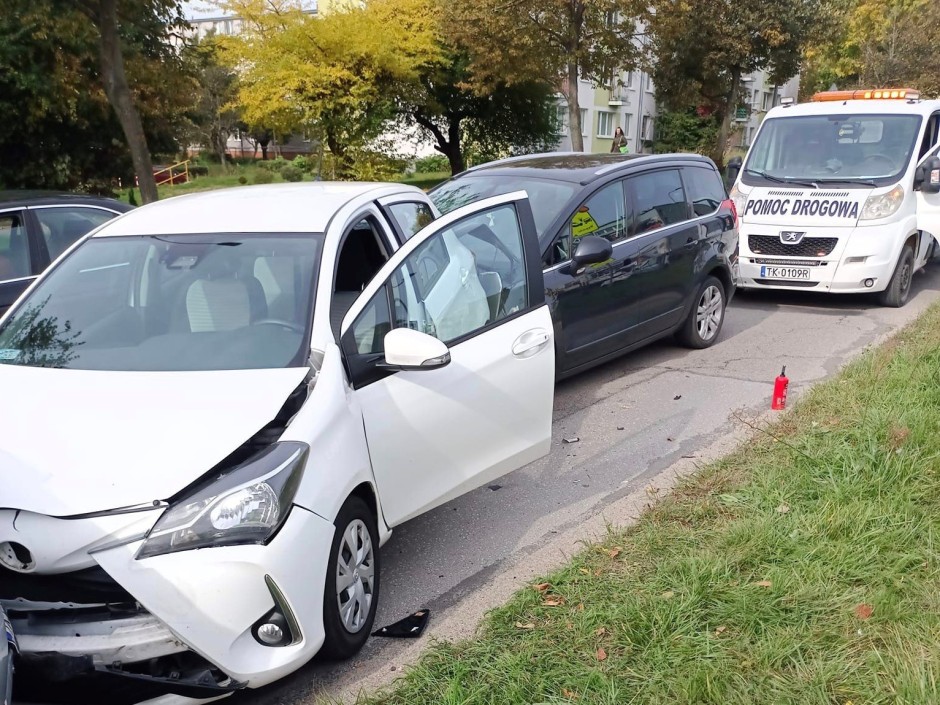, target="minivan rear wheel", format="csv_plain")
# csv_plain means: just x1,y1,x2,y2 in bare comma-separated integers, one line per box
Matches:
677,276,726,349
